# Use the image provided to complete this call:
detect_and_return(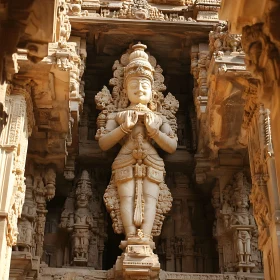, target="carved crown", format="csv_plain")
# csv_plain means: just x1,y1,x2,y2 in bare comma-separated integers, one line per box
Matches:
124,42,154,85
